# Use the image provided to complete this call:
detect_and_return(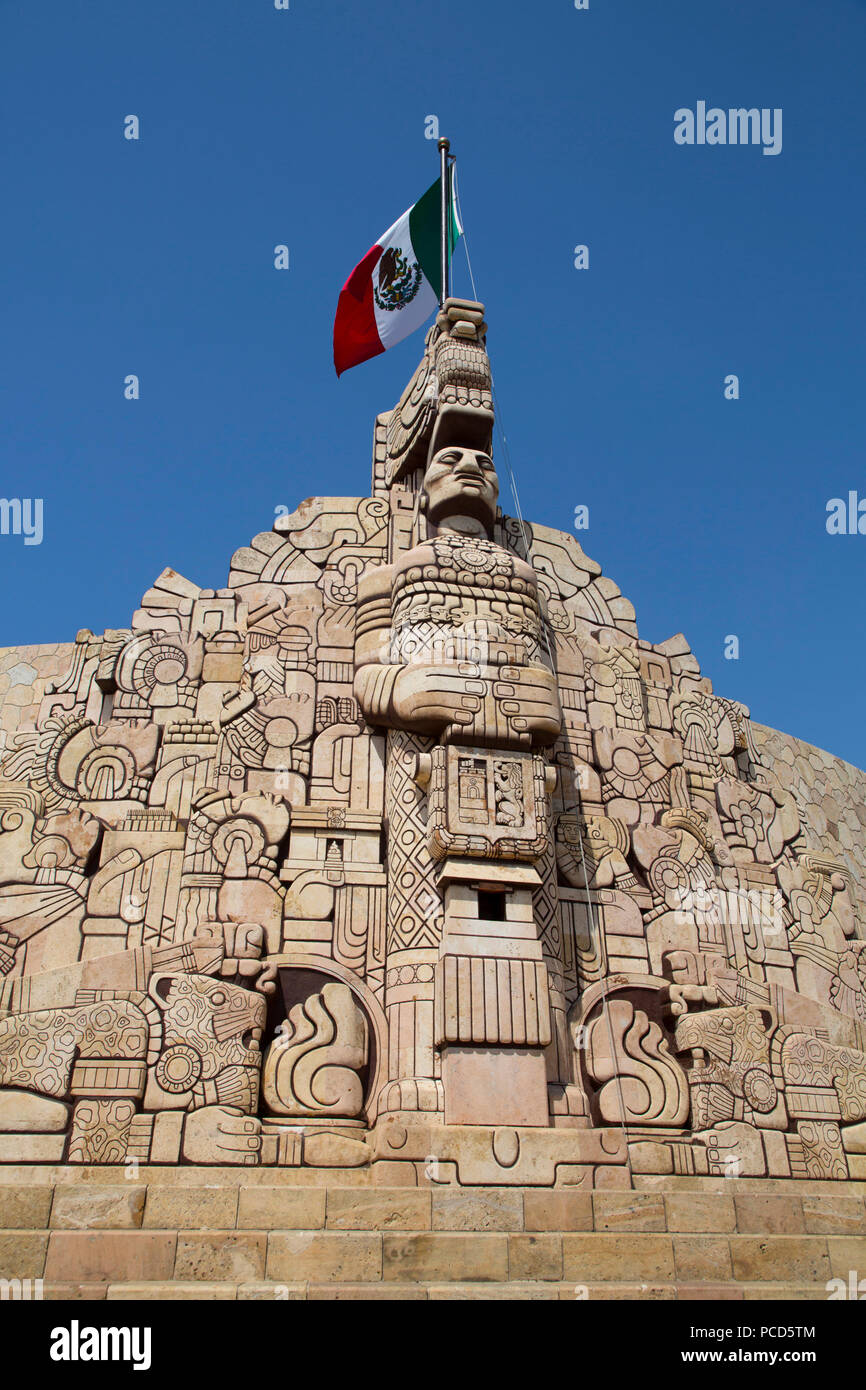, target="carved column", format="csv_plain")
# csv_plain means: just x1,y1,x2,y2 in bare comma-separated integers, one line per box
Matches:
421,744,557,1126
380,728,443,1116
